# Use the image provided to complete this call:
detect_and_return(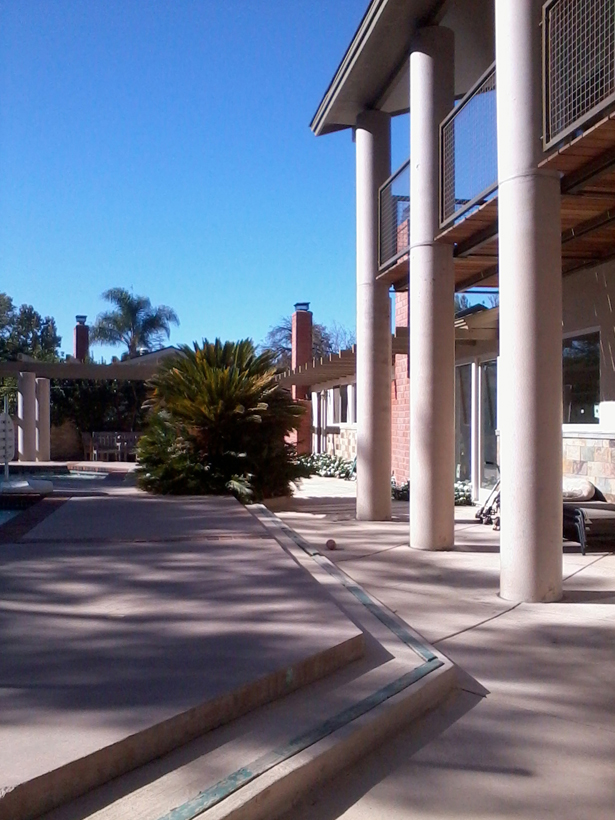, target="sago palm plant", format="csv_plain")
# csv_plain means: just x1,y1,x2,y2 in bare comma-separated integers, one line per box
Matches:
137,339,307,500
